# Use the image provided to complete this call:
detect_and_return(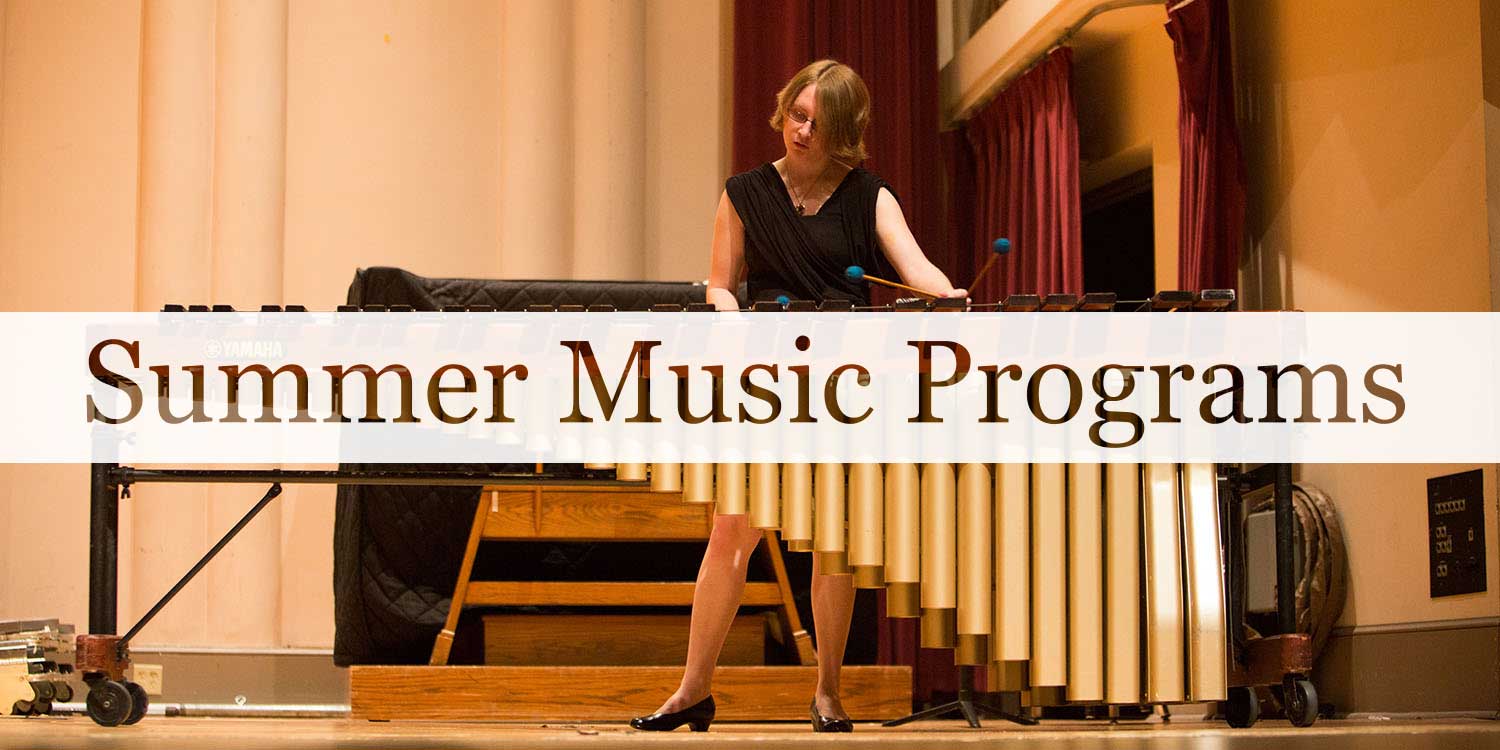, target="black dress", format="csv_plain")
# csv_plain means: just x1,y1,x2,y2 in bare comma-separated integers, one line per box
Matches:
725,163,901,305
